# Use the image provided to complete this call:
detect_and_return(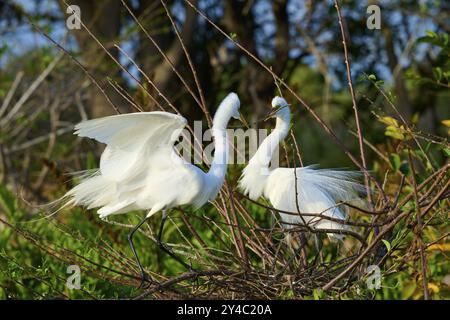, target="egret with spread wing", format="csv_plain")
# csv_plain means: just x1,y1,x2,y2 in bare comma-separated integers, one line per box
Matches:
63,93,241,285
239,96,364,241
